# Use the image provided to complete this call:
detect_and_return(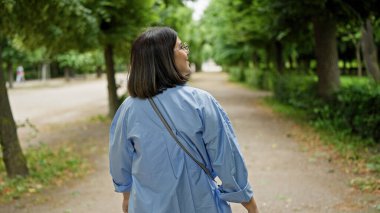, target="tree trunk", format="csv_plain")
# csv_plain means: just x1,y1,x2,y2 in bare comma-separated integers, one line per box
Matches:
274,41,284,74
342,59,347,74
361,19,380,83
312,16,340,100
265,45,271,70
104,44,118,117
355,41,362,76
288,56,294,70
41,62,50,81
6,61,13,88
252,52,259,68
96,66,102,78
194,62,201,72
64,67,71,82
0,44,29,178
